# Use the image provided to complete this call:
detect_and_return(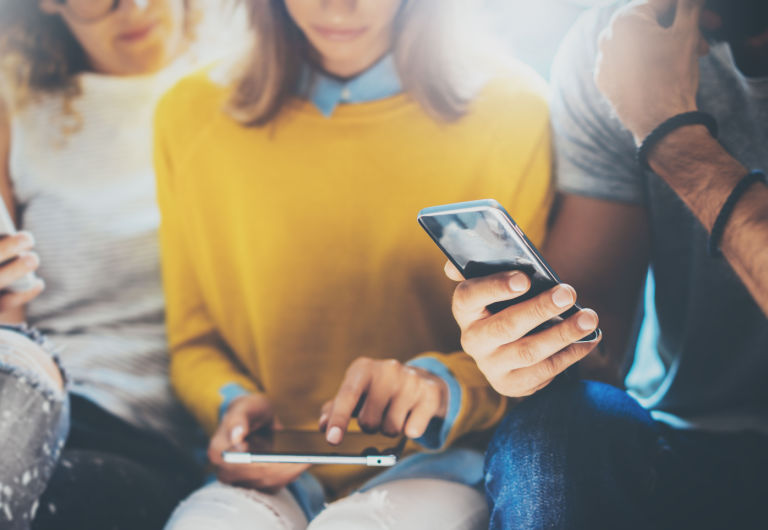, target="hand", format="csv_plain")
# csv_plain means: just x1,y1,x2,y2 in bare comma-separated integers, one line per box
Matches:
595,0,708,143
445,262,602,398
0,232,44,312
208,394,309,493
320,357,449,444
